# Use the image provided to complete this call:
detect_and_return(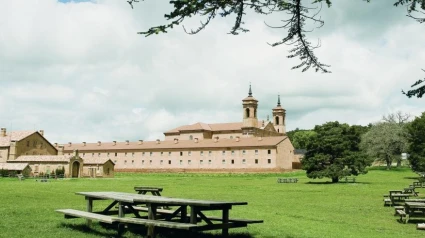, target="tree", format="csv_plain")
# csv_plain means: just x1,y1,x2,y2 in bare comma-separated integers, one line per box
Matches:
129,0,425,98
406,112,425,172
360,121,409,169
301,121,371,183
